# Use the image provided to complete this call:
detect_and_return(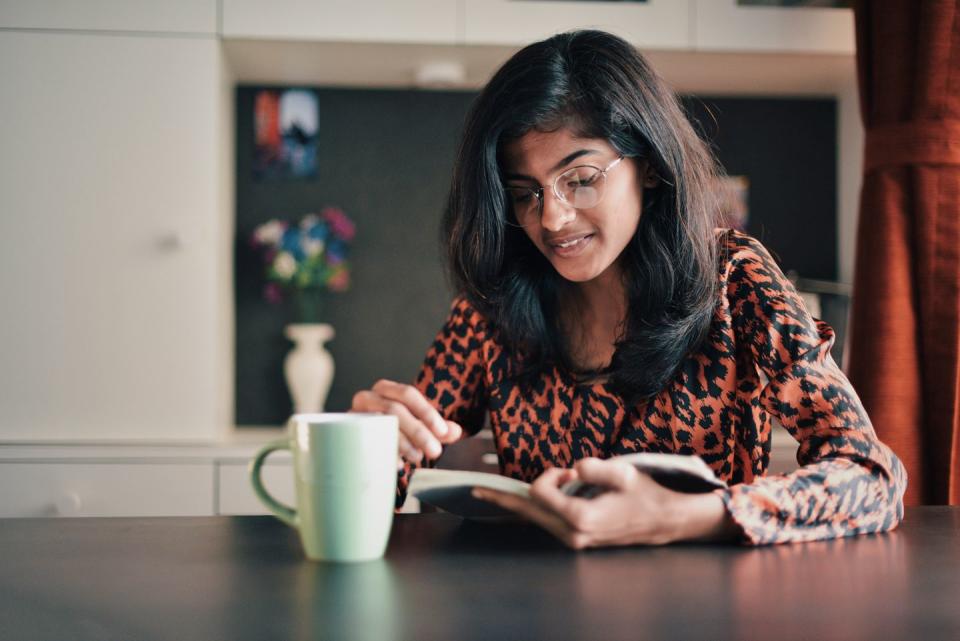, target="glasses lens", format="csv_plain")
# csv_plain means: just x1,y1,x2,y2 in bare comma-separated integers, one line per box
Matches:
556,166,603,209
506,187,539,226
